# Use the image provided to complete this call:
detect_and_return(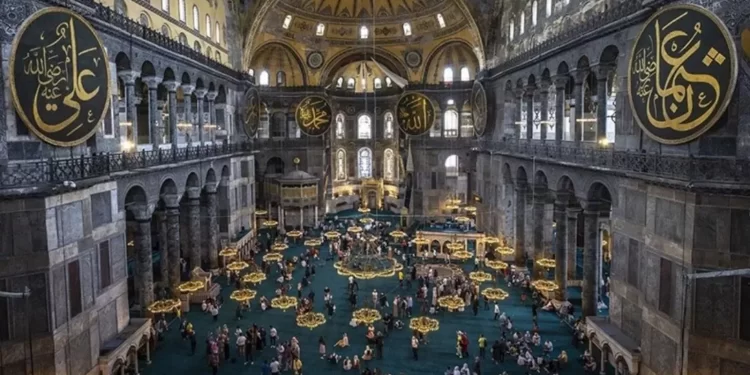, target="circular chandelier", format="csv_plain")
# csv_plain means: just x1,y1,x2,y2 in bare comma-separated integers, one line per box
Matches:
455,216,471,224
324,231,341,239
485,260,509,271
255,209,268,216
495,246,515,256
242,272,266,285
147,299,181,314
262,220,279,227
287,230,303,238
296,312,326,329
270,295,298,311
389,230,407,238
437,295,465,311
409,316,440,334
469,271,493,283
463,206,477,213
351,308,382,325
177,280,205,293
304,239,323,247
263,253,283,262
531,279,559,292
359,217,374,225
271,243,289,252
481,287,510,301
536,258,557,268
451,250,473,260
333,240,403,279
347,226,363,234
482,236,500,245
412,237,430,246
226,261,249,272
446,242,465,252
219,247,238,258
230,289,257,302
358,207,371,214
